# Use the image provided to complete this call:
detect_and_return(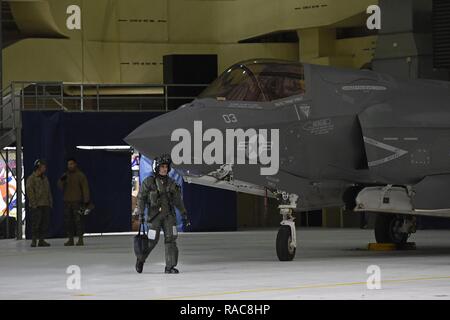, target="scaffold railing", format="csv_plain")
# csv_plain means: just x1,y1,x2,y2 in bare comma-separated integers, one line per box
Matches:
5,81,208,112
